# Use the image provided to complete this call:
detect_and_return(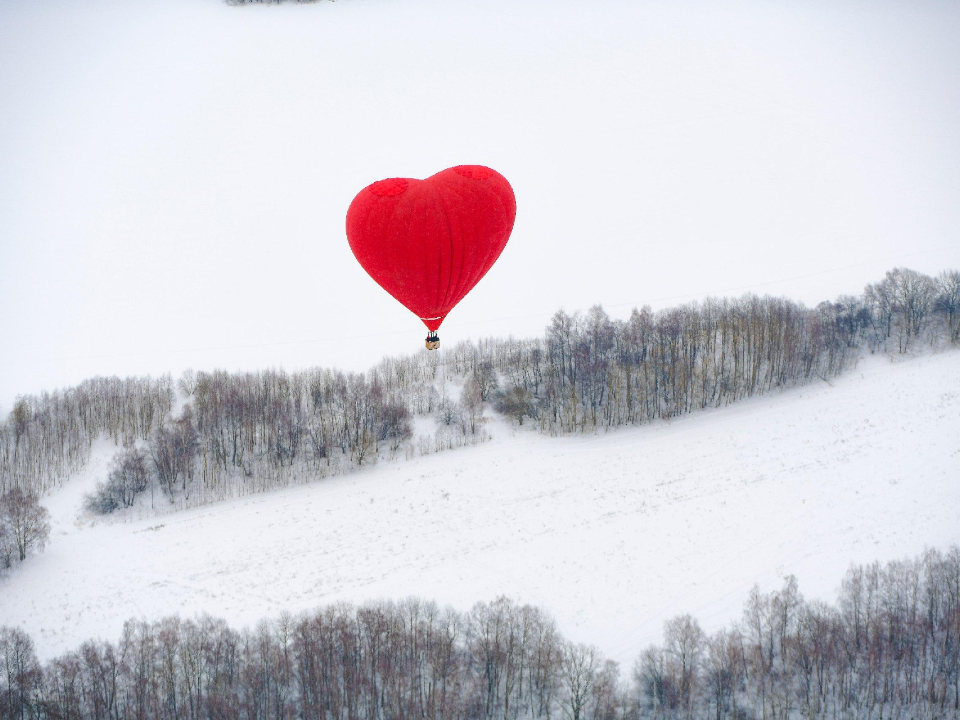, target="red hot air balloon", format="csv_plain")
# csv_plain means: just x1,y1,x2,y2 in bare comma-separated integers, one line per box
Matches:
346,165,516,349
